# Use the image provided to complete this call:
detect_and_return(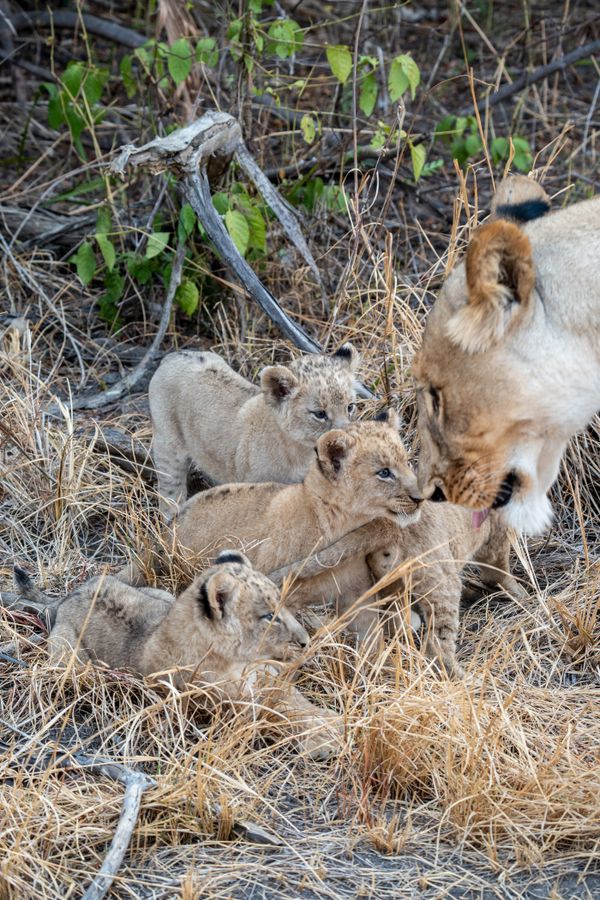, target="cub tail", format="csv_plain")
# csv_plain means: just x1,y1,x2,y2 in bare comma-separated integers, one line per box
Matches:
13,566,61,626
